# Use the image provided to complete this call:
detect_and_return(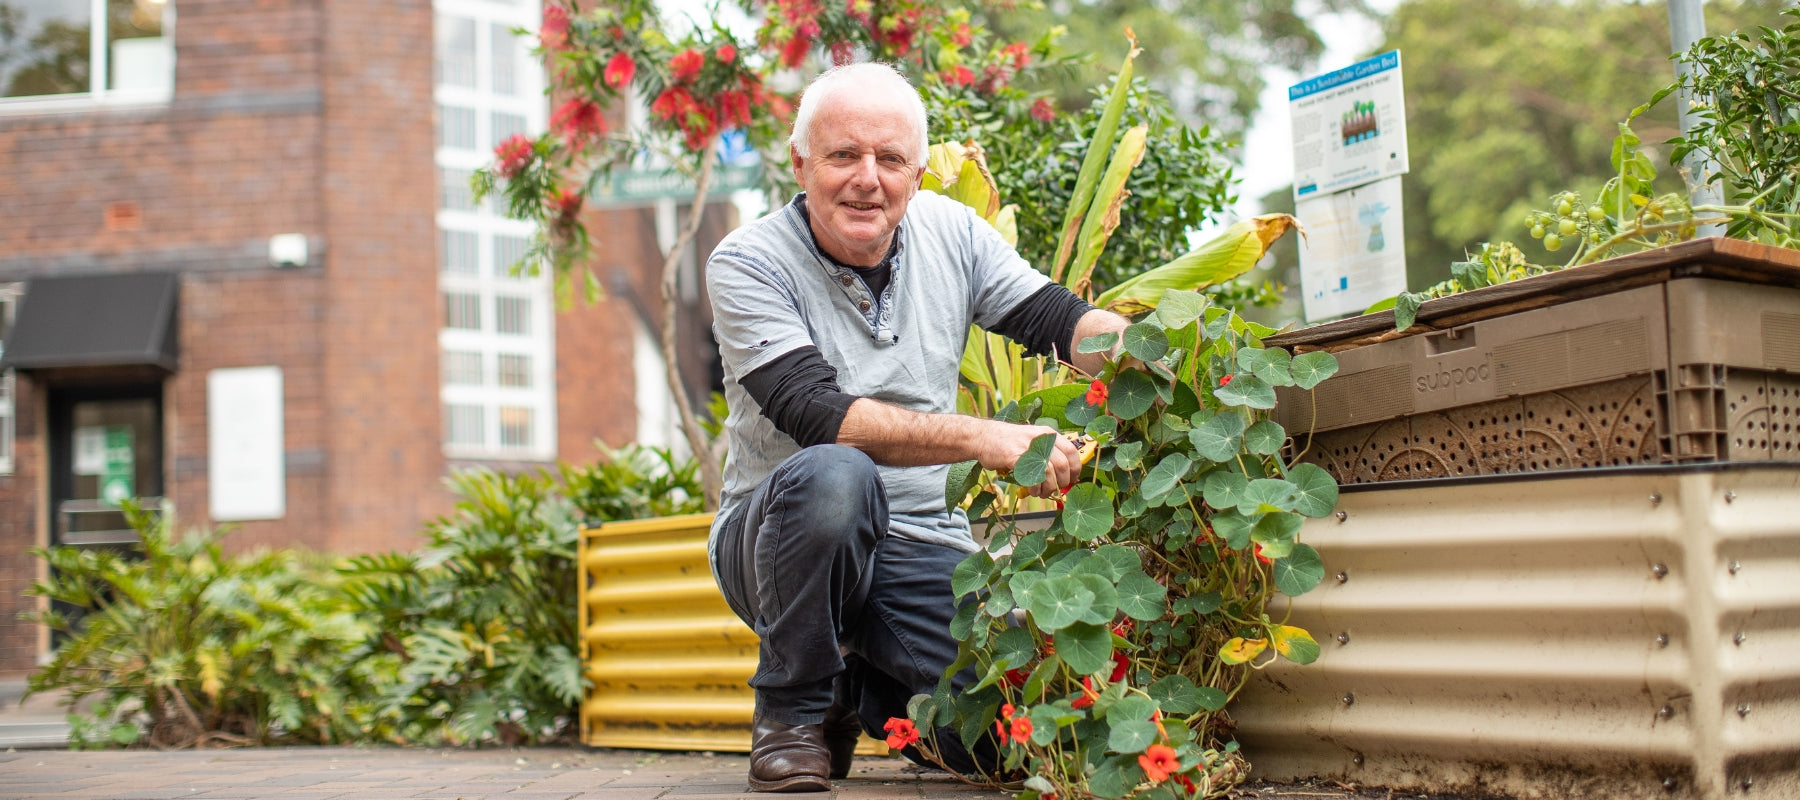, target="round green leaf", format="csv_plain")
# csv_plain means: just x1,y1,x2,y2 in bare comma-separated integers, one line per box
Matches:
1155,289,1206,329
1193,686,1229,711
1025,575,1095,631
1078,331,1120,354
1146,675,1205,714
1106,369,1158,421
1116,569,1168,621
1244,420,1286,456
1288,462,1340,518
1107,719,1159,754
1249,347,1295,386
1094,544,1140,580
1210,509,1254,550
1188,413,1246,463
945,459,981,512
1238,478,1298,515
1273,543,1325,596
1290,351,1340,390
952,551,995,598
1250,510,1303,546
1085,413,1118,438
1087,755,1145,800
1271,624,1321,665
1065,395,1099,427
1113,441,1145,470
1138,452,1192,502
1011,433,1058,487
1123,322,1170,362
1054,621,1113,676
1075,573,1120,625
1215,373,1277,409
1063,483,1115,541
1202,470,1248,509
